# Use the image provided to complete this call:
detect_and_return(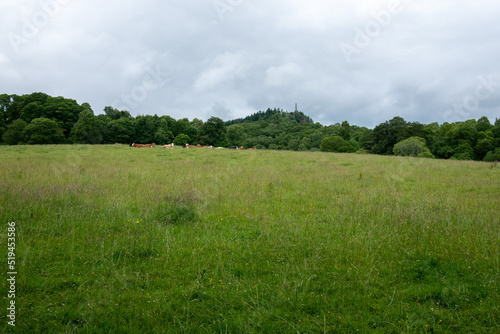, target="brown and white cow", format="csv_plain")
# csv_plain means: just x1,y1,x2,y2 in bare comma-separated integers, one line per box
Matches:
130,143,155,148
